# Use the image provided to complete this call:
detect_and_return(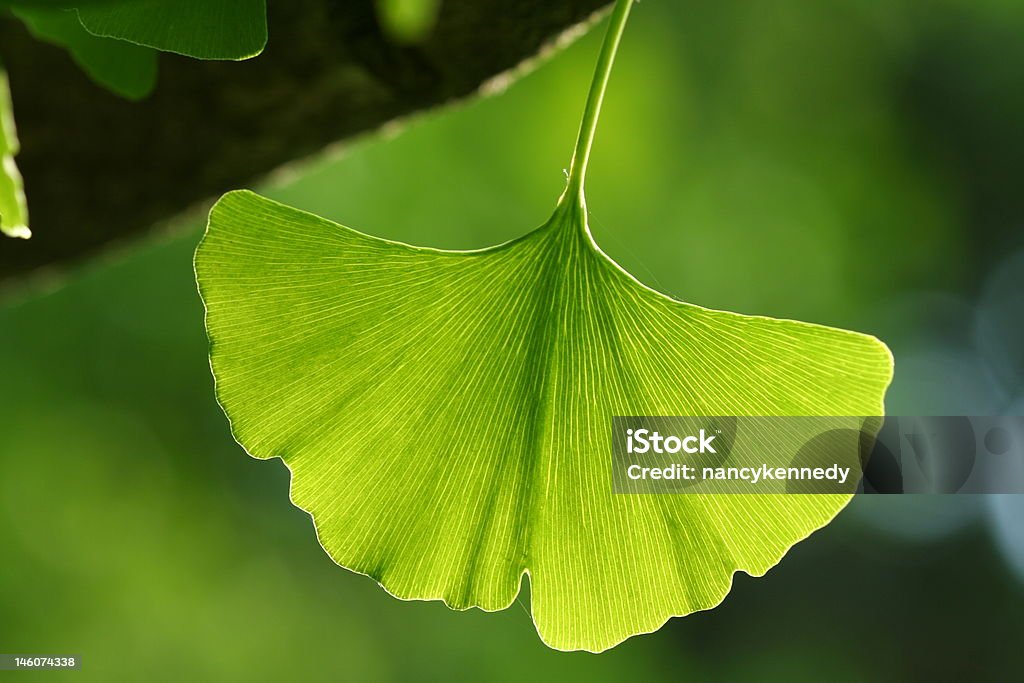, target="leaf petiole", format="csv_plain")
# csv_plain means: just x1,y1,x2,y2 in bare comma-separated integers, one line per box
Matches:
561,0,634,210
